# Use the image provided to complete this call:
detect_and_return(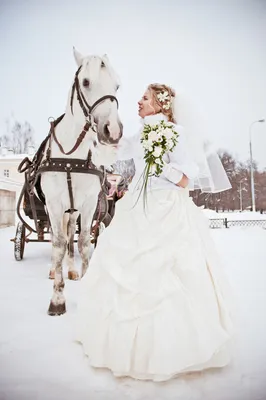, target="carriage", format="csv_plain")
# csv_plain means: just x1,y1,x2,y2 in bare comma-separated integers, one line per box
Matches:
11,160,127,261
